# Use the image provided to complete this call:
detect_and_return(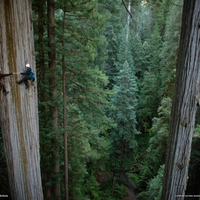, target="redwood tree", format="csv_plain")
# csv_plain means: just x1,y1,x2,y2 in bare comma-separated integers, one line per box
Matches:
0,0,43,199
161,0,200,199
47,0,60,199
